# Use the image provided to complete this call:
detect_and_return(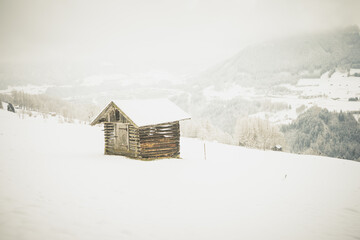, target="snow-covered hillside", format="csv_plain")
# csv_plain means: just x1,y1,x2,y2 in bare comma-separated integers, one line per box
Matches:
245,70,360,125
0,110,359,240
